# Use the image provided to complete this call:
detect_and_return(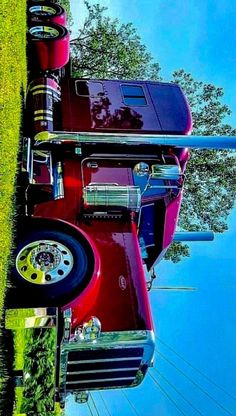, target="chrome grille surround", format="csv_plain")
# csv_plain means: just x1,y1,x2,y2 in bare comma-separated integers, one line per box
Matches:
59,323,155,398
